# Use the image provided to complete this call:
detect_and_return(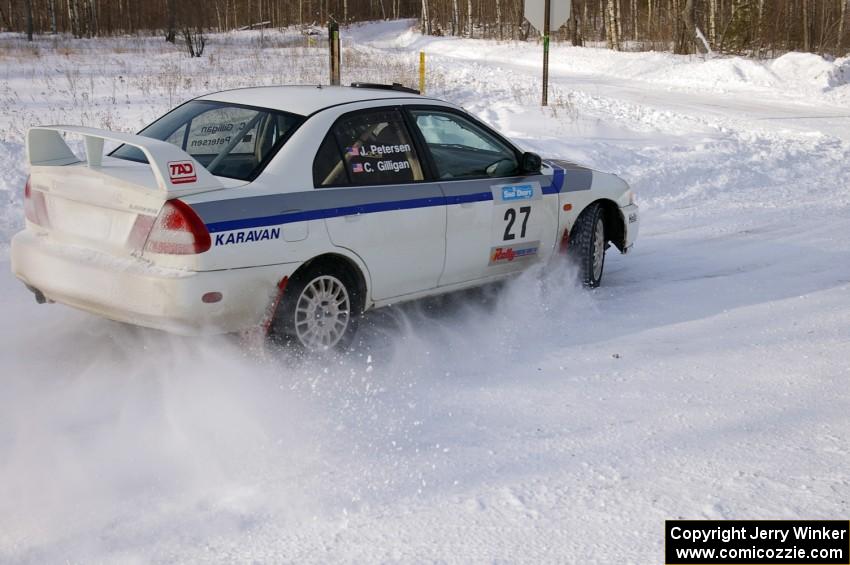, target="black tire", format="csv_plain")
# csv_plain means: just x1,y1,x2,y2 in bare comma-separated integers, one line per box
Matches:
568,203,607,288
267,262,361,354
